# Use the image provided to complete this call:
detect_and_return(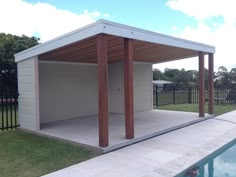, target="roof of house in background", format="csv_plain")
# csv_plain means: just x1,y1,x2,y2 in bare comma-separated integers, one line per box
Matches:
14,19,215,64
153,80,174,85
